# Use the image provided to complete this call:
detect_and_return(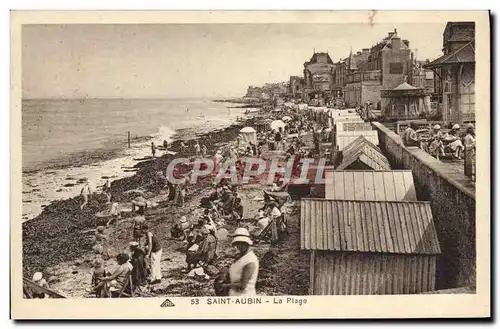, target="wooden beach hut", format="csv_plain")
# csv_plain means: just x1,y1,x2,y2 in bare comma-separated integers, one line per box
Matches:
335,131,379,151
300,199,441,295
324,170,417,201
335,136,391,170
